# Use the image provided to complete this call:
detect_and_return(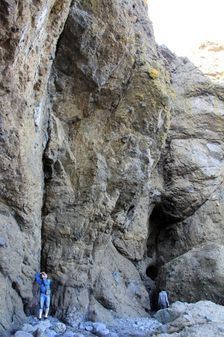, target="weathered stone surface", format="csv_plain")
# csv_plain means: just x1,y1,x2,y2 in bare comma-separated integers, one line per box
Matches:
0,0,72,332
157,243,224,304
14,332,33,337
41,0,170,322
149,47,224,305
152,300,224,337
33,329,48,337
1,0,224,334
158,47,224,223
11,301,224,336
21,323,36,334
52,322,67,334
